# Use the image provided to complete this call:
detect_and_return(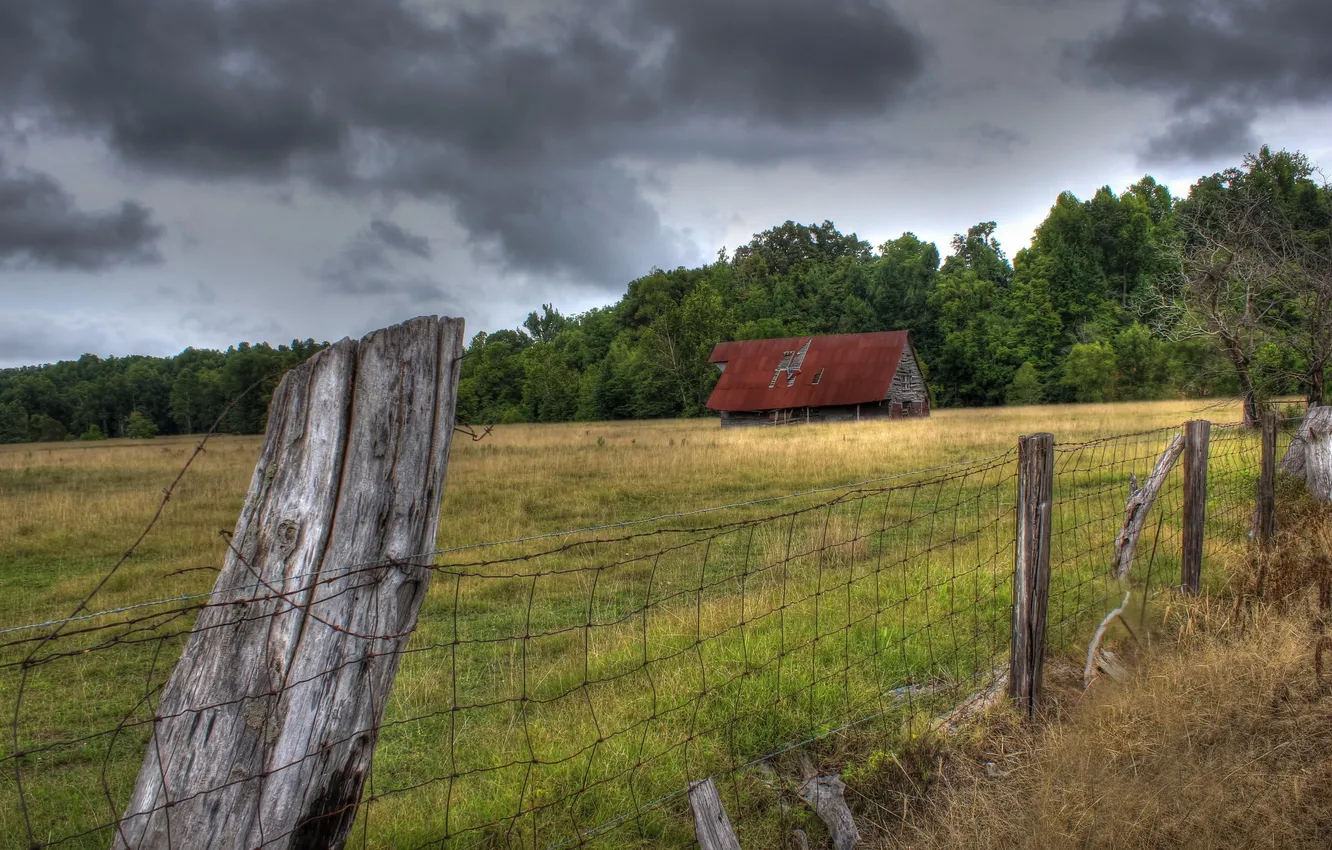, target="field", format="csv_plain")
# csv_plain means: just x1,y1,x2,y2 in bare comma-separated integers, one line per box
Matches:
0,400,1263,849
